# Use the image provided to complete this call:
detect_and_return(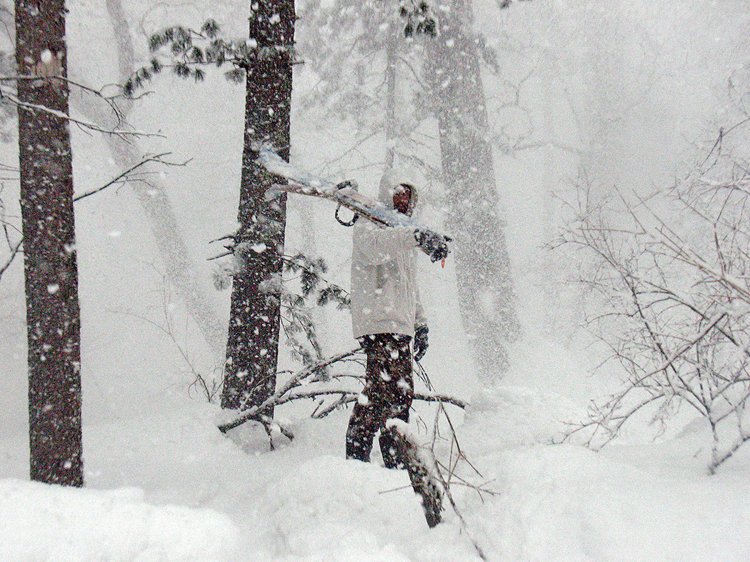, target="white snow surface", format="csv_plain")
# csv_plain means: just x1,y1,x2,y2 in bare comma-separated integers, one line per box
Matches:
2,383,749,561
0,479,241,561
